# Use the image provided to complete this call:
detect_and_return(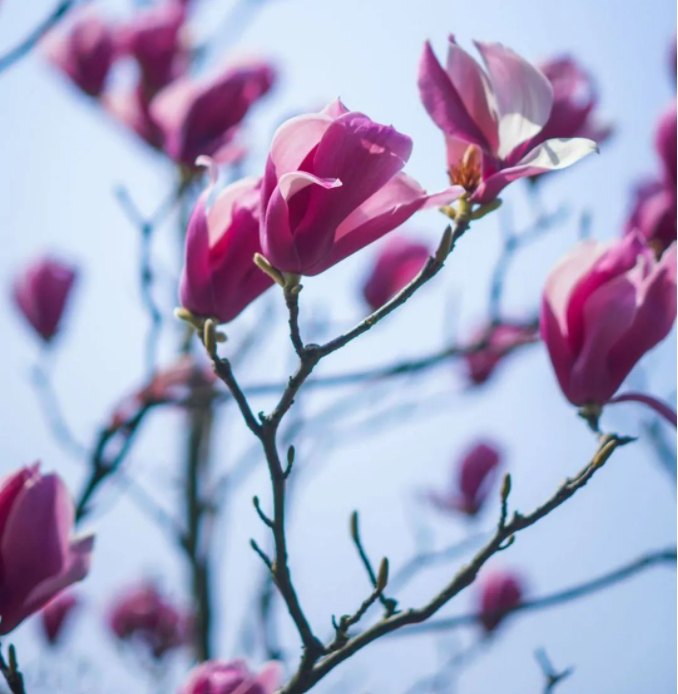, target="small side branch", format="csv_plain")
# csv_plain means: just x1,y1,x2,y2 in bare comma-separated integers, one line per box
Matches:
535,649,574,694
0,645,26,694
